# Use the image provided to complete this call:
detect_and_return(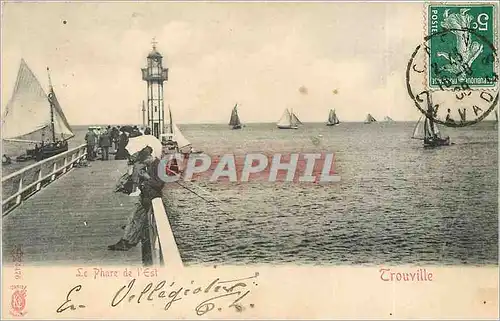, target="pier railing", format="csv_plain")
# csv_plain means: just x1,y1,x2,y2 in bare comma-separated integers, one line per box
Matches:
142,197,183,269
2,144,87,215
